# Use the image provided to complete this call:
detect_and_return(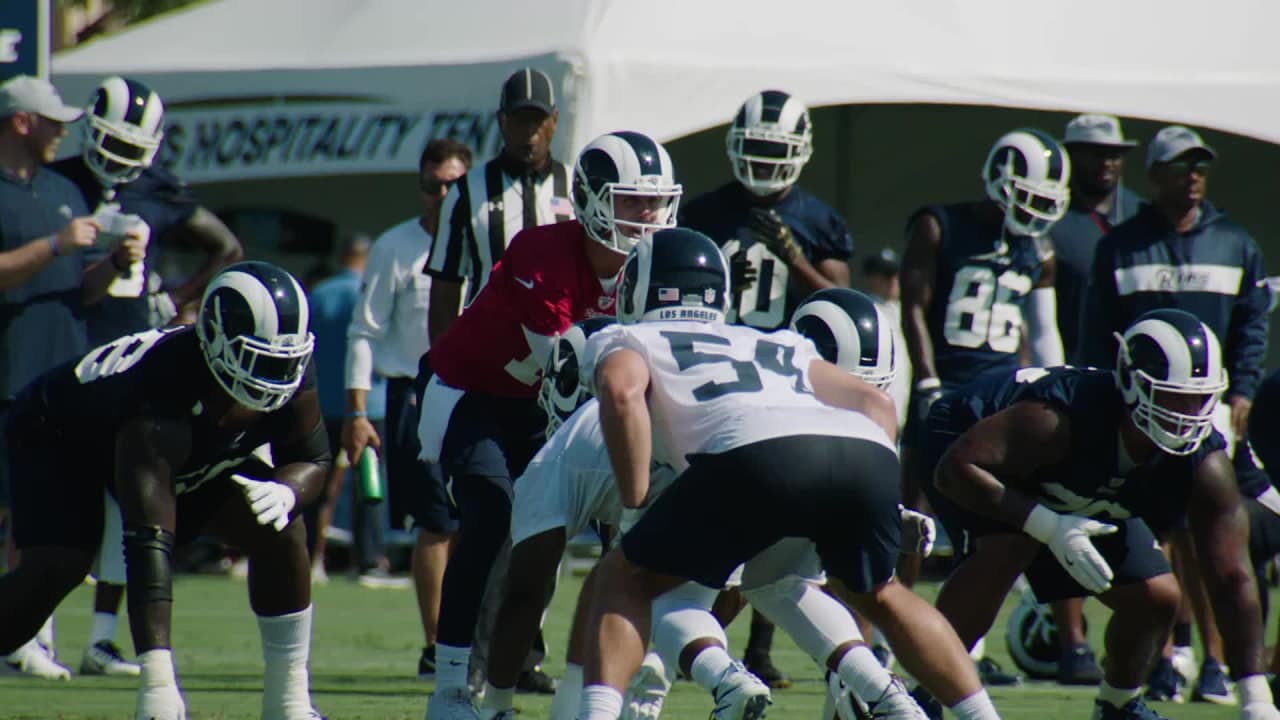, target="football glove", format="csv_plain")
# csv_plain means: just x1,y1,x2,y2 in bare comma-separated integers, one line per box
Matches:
746,208,804,264
913,378,945,422
232,474,297,532
1022,505,1117,594
898,505,937,557
728,248,758,295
